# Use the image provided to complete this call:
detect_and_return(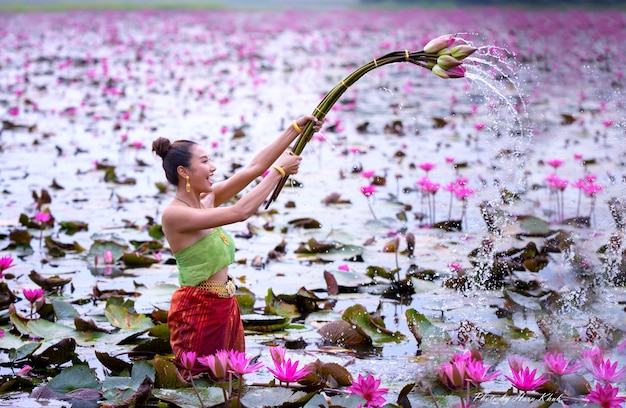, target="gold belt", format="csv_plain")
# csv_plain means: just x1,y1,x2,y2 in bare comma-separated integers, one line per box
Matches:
196,278,236,298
